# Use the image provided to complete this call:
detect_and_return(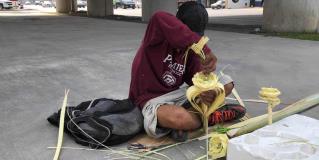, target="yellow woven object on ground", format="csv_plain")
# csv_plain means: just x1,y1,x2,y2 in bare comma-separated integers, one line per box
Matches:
259,87,281,106
259,87,281,124
209,133,229,159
